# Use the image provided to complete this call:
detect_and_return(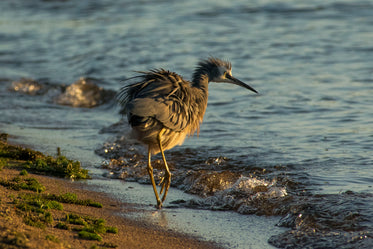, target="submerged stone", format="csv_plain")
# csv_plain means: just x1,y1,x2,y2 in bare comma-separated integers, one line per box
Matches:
55,77,115,108
10,78,44,95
